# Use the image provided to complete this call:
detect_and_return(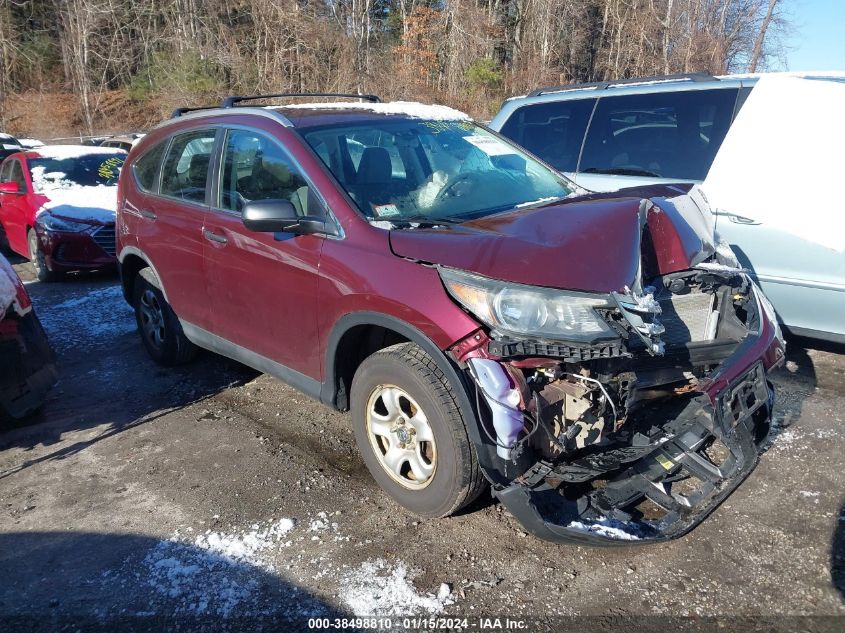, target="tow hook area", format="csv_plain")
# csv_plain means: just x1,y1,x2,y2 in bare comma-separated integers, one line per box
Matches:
494,363,773,544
